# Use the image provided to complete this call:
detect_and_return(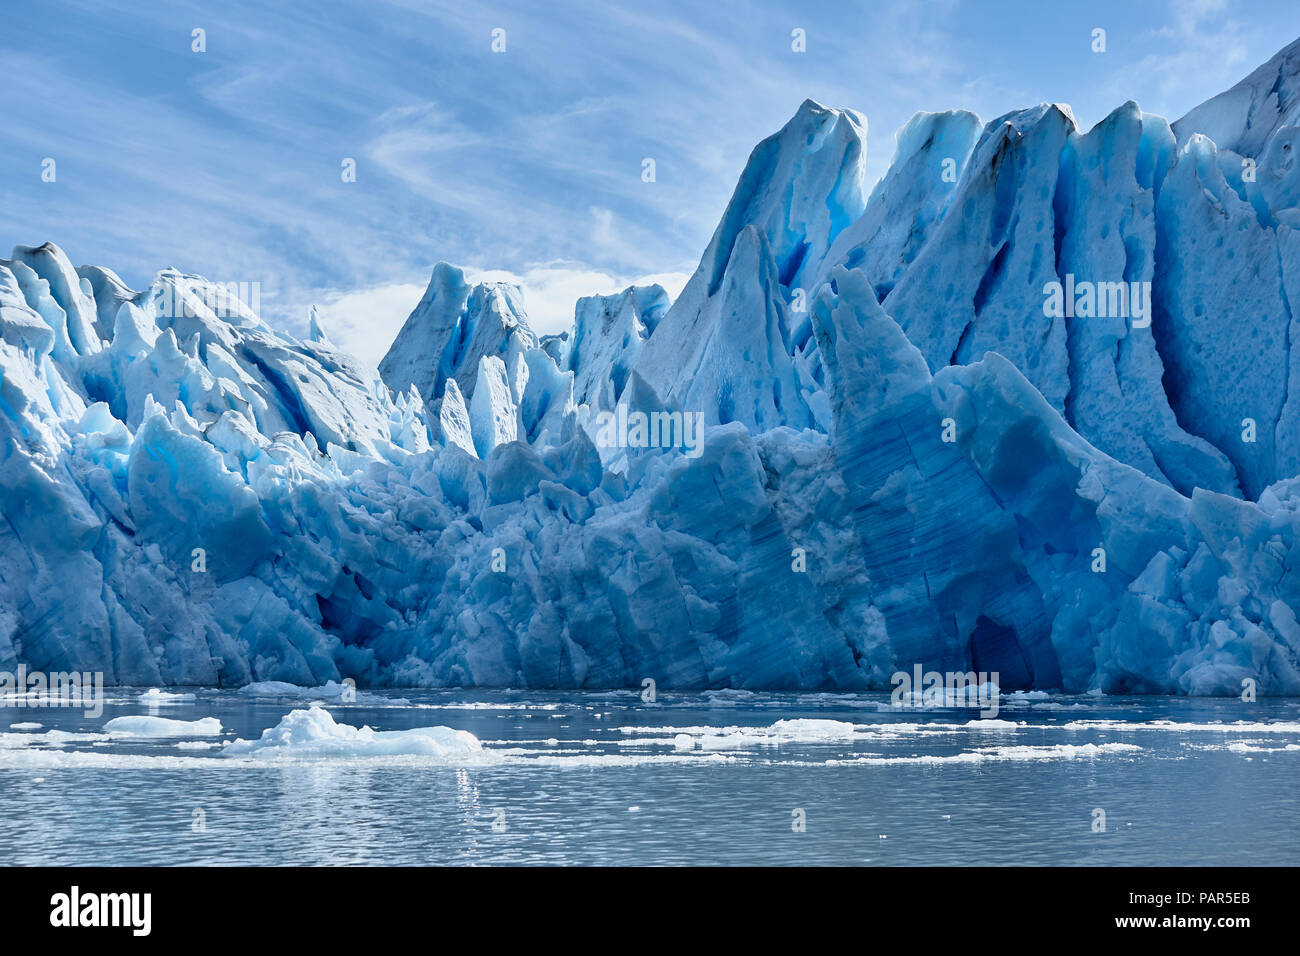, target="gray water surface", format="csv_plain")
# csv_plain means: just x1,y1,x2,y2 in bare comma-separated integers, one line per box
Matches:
1,688,1296,865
